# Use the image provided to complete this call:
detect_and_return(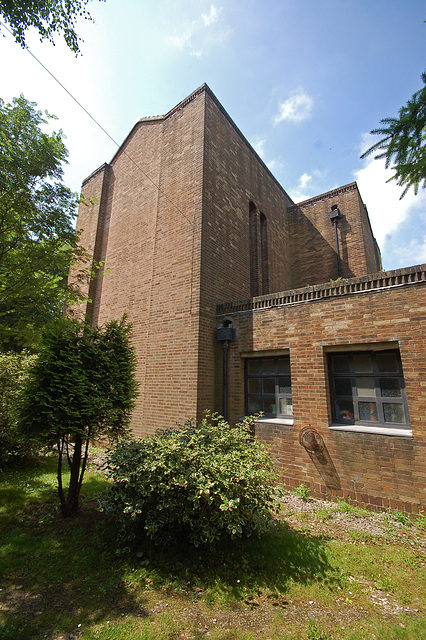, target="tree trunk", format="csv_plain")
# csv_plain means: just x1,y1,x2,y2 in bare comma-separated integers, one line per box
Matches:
61,434,83,518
